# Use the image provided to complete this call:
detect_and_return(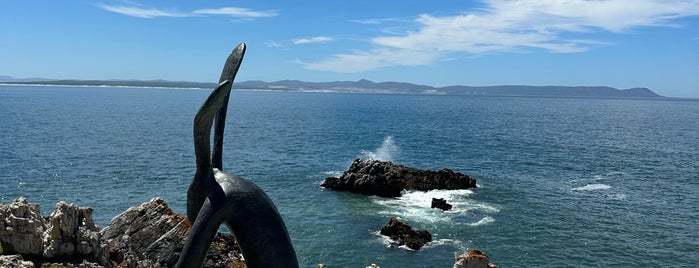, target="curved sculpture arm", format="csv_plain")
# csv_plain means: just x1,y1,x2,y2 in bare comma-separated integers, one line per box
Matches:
188,79,232,221
213,44,246,170
188,43,245,222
